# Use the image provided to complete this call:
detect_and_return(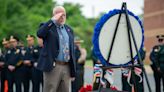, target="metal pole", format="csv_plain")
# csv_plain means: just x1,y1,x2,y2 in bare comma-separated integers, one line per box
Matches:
106,4,124,63
123,3,138,92
123,2,152,92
